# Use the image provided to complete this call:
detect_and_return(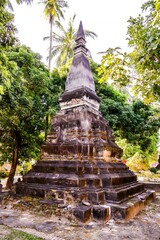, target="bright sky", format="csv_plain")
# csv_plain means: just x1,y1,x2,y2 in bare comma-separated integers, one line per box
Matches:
12,0,145,67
